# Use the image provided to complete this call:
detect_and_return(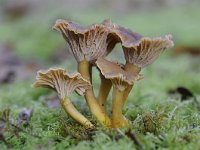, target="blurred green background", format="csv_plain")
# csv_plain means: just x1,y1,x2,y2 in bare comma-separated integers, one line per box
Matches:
0,0,200,149
0,0,200,61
